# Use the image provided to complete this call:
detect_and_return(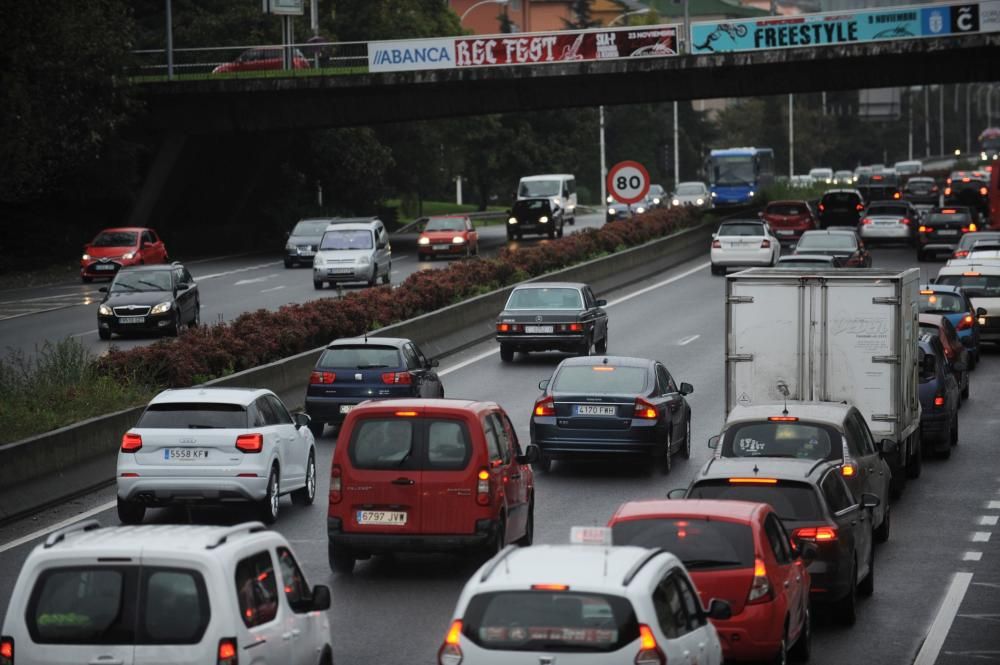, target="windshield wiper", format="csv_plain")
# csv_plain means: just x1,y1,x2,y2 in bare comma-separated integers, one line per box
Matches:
113,283,139,291
187,424,218,429
357,364,389,369
136,279,168,291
